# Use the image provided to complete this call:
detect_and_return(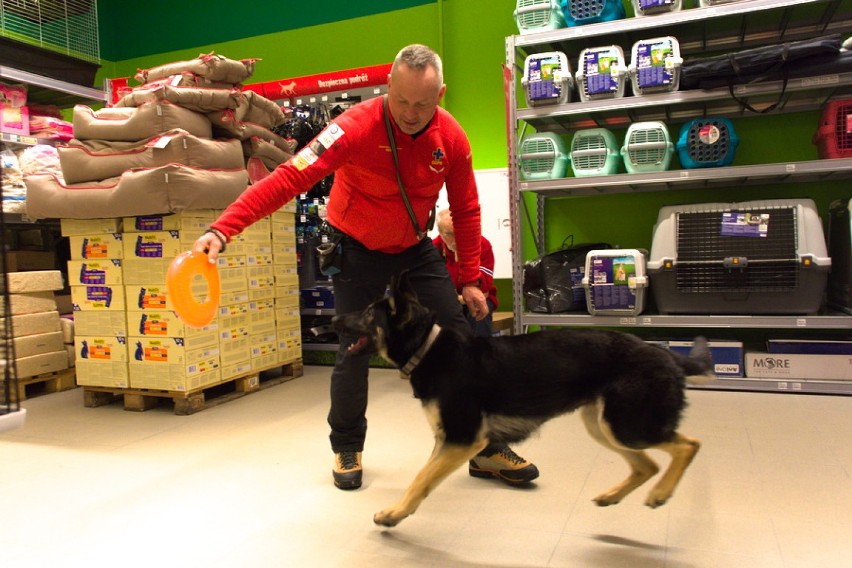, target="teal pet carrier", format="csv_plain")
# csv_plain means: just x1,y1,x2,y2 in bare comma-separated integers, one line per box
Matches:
621,121,673,174
519,133,570,180
676,117,740,168
515,0,566,34
570,128,621,177
560,0,625,26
